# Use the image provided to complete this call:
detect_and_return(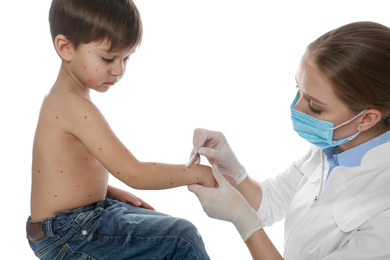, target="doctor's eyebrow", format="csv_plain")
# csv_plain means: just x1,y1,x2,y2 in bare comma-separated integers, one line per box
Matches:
295,84,327,106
